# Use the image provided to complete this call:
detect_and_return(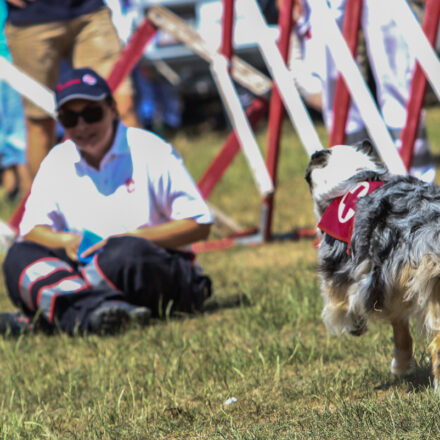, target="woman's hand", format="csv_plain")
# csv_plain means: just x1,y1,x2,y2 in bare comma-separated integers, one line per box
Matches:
62,233,83,262
6,0,34,8
24,226,82,261
79,219,211,258
79,238,108,261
